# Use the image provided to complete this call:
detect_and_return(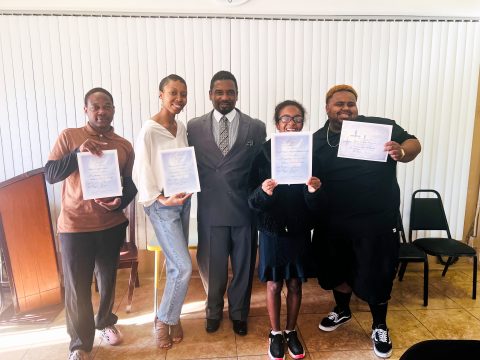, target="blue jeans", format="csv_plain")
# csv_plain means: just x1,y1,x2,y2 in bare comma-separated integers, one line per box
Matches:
144,198,192,324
